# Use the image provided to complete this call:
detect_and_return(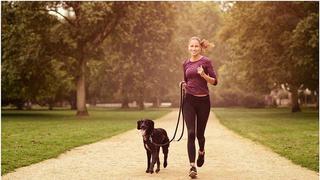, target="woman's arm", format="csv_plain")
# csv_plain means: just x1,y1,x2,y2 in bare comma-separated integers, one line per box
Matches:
198,65,218,85
200,72,217,85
